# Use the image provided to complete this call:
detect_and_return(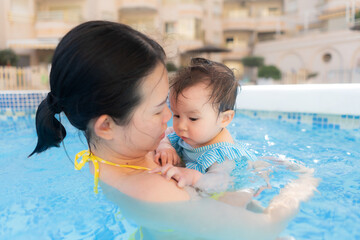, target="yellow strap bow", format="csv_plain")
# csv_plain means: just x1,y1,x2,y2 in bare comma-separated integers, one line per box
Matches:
75,150,152,194
75,150,101,193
